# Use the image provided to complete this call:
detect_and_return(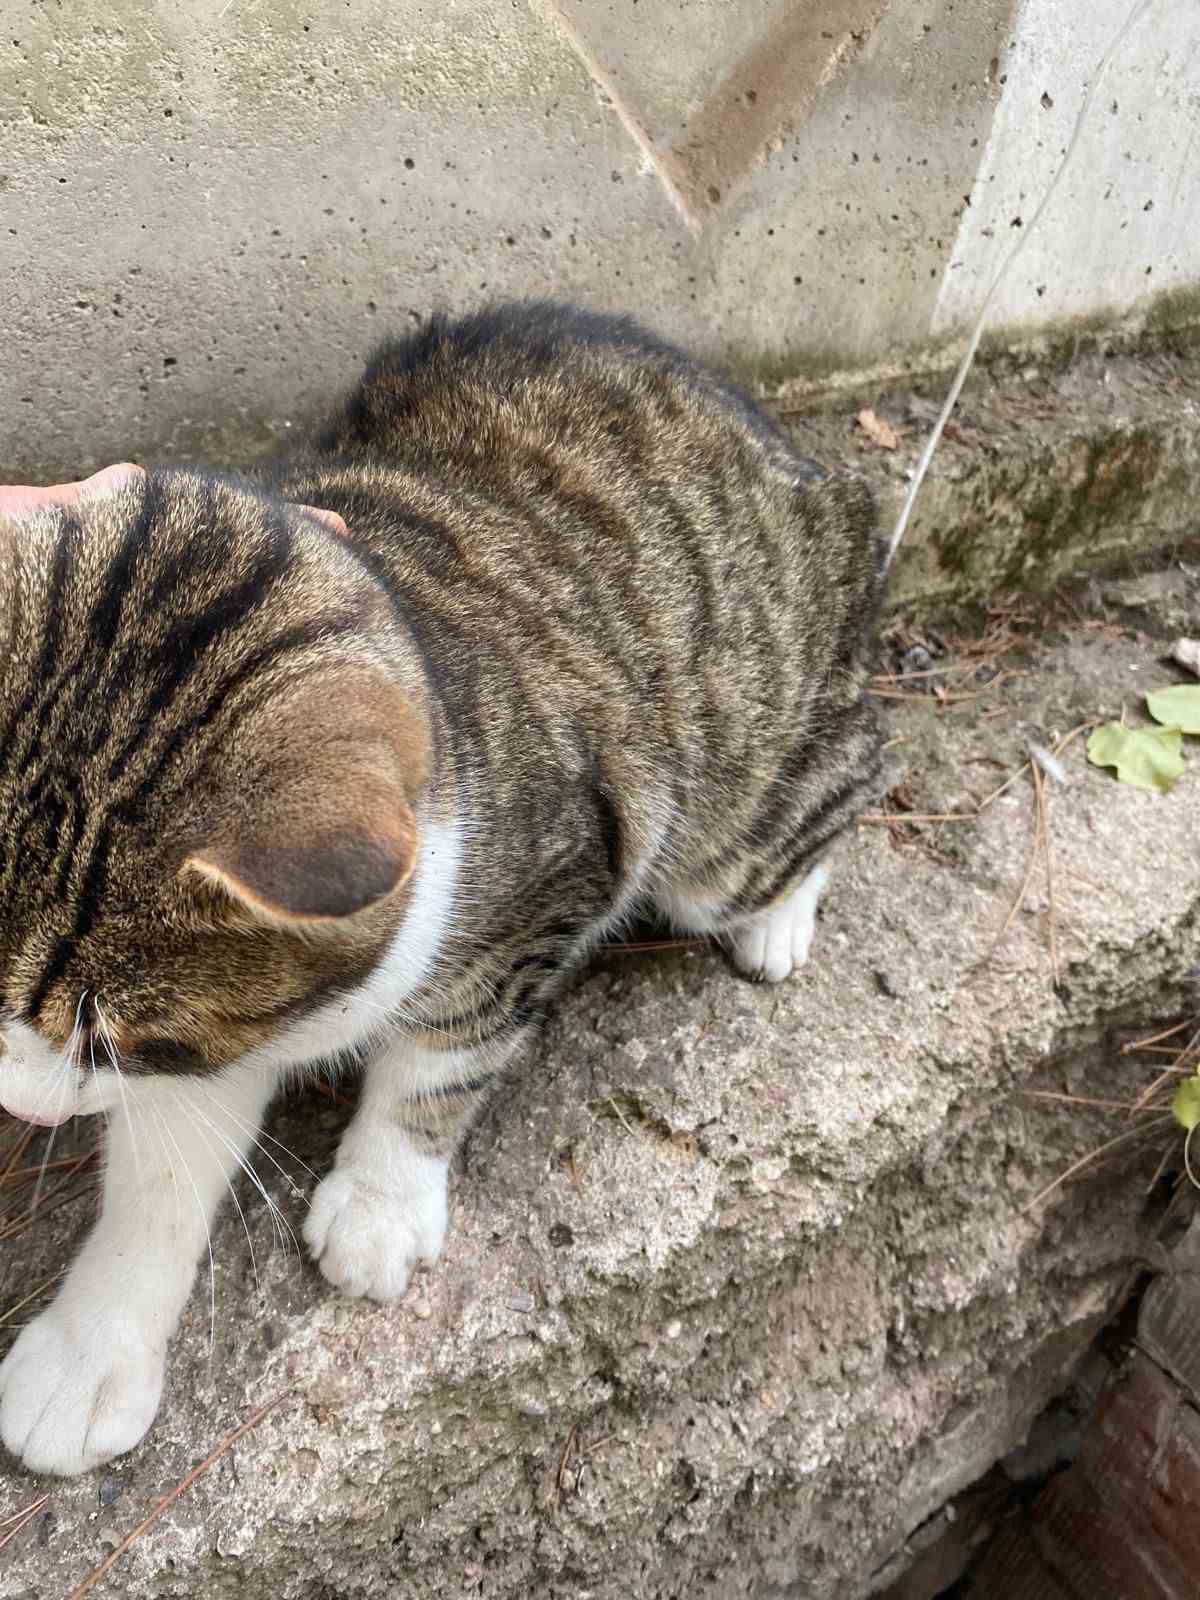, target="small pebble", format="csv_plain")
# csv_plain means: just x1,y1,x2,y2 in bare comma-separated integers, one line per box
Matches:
1029,744,1068,785
1171,637,1200,677
900,644,936,678
98,1476,123,1508
665,1319,682,1340
410,1298,432,1321
507,1290,535,1313
874,970,901,999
